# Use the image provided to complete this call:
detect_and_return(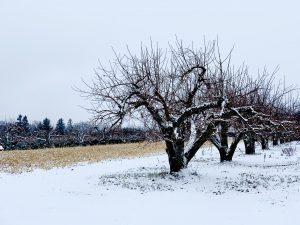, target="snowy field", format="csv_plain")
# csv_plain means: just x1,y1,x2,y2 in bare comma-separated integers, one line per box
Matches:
1,142,300,225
